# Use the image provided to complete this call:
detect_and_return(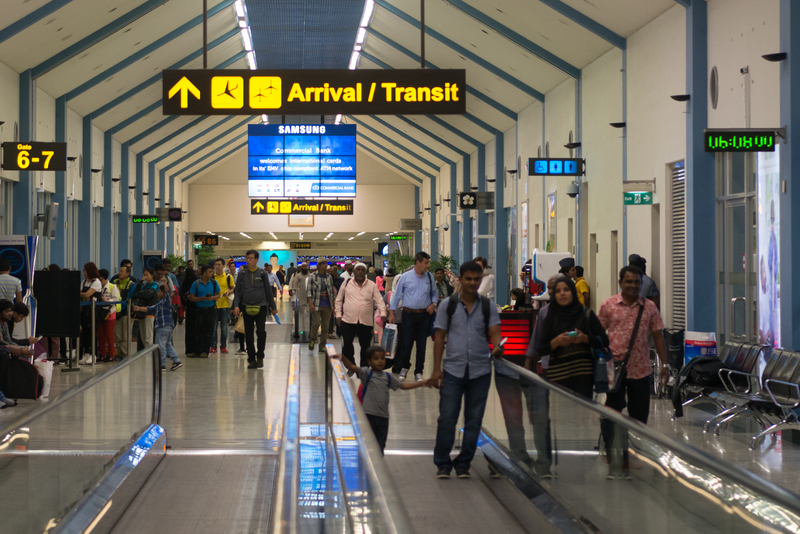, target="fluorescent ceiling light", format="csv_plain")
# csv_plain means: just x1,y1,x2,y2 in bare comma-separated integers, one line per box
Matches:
220,236,230,240
356,27,366,44
299,232,304,240
247,51,257,70
261,114,269,124
326,232,334,237
240,232,252,239
335,114,342,125
234,0,245,17
348,237,355,241
372,237,379,240
238,19,247,28
359,0,375,27
206,231,214,234
269,232,277,239
356,231,365,236
241,28,252,51
348,51,360,70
